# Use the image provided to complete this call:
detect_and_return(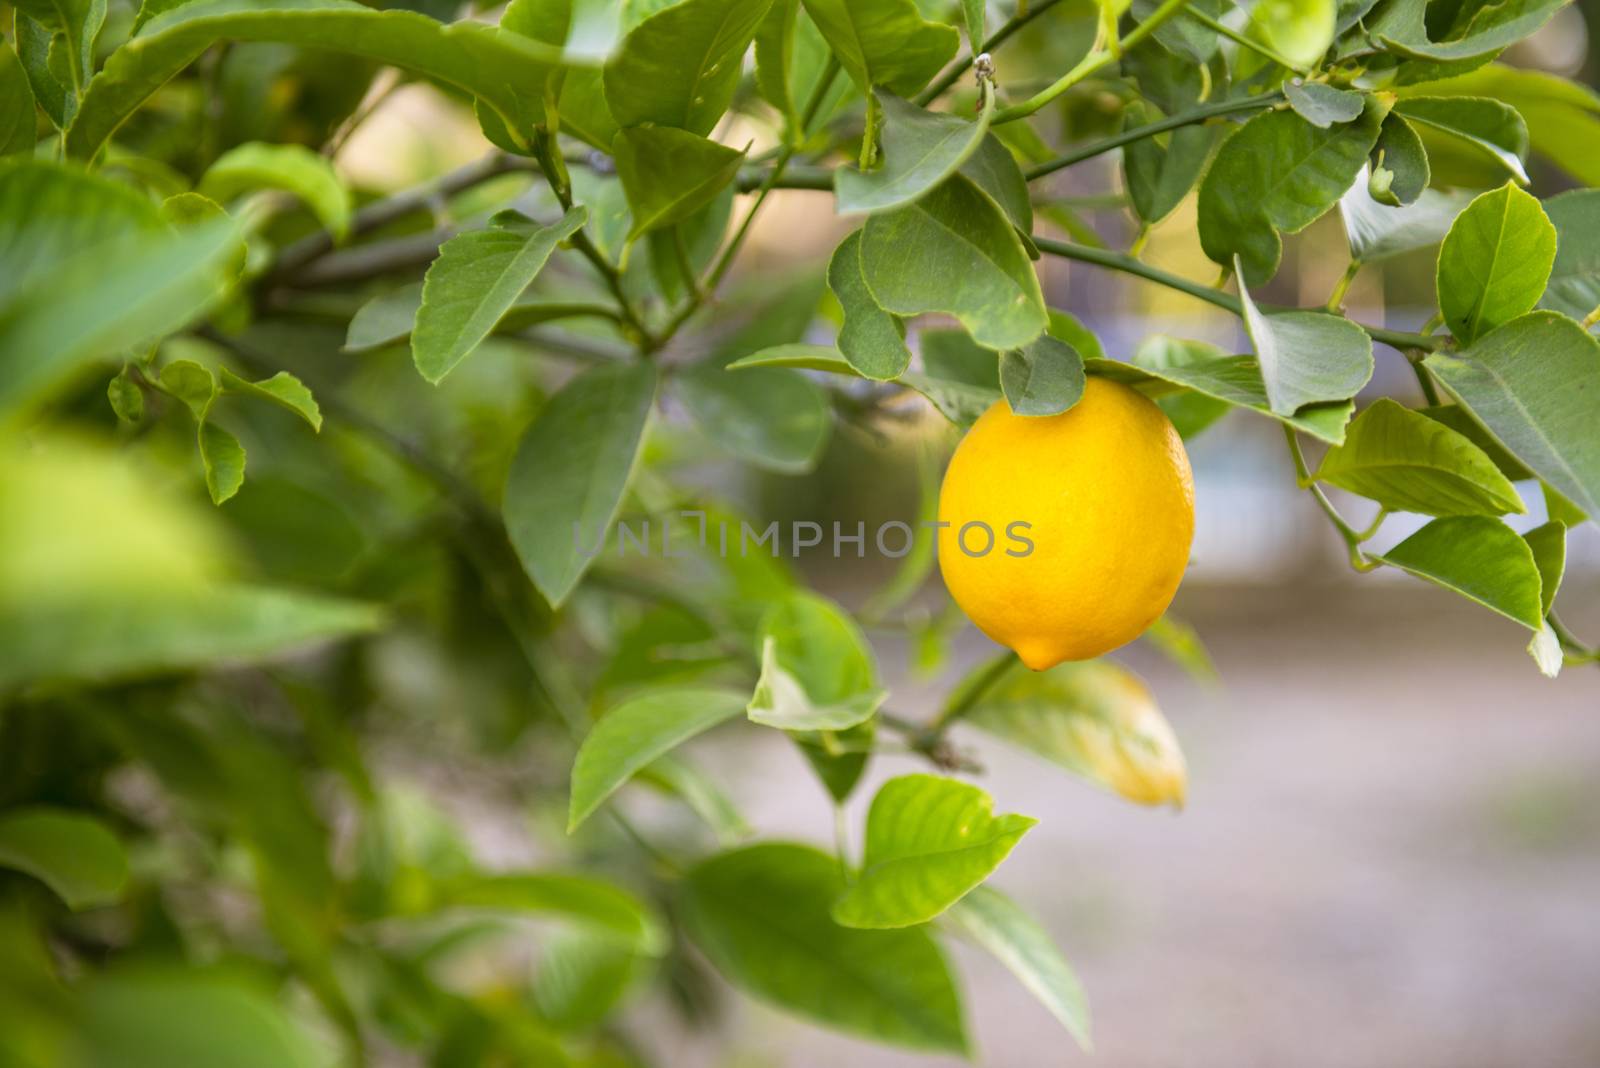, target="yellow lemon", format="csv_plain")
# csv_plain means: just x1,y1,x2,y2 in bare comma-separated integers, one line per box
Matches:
937,377,1195,671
